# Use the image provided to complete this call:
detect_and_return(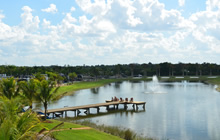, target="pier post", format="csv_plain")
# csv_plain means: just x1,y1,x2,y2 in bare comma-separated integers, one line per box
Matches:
74,110,76,117
136,104,139,110
124,103,128,110
116,104,119,110
106,105,109,111
77,110,81,115
97,107,100,113
132,104,135,110
65,111,67,117
143,103,145,110
84,108,90,115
